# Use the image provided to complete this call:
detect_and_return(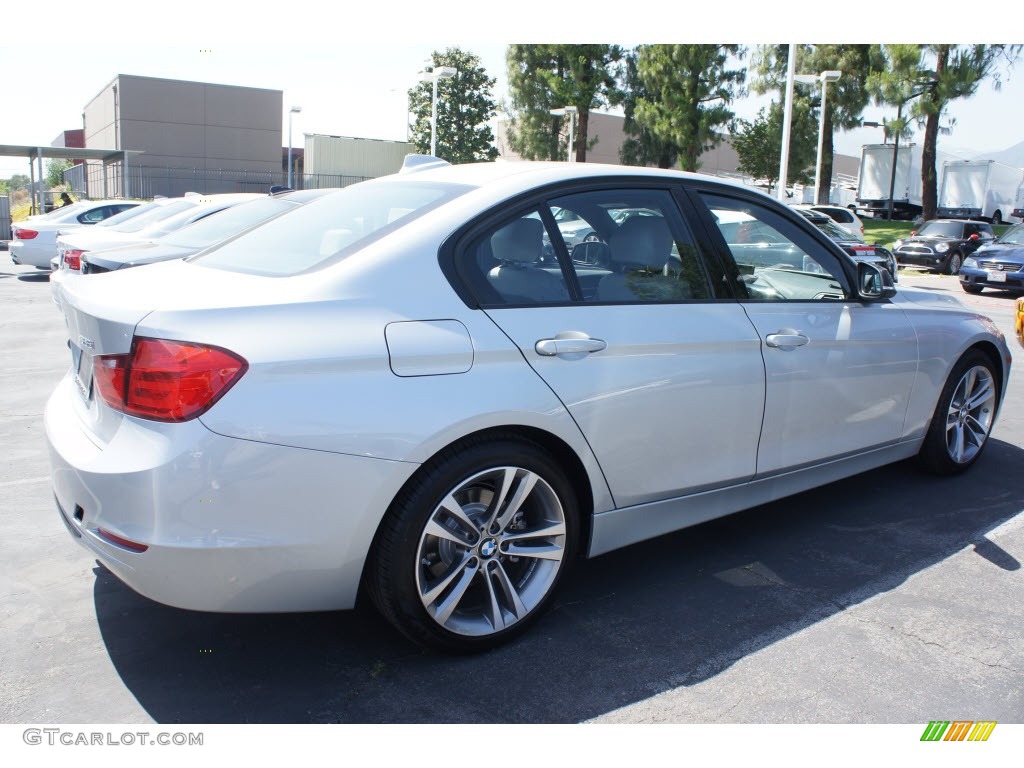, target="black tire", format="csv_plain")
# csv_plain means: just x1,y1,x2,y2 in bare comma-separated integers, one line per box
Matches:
944,251,963,275
366,433,579,652
962,283,984,295
917,350,1000,475
992,211,1002,226
583,232,601,243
